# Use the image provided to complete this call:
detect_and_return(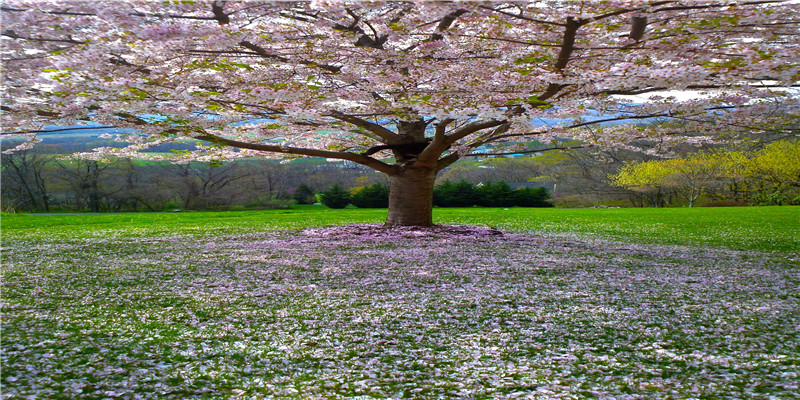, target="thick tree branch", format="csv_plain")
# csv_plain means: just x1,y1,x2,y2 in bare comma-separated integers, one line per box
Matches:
405,8,468,51
589,1,675,22
538,84,568,103
211,2,230,25
477,5,564,26
1,105,60,118
327,111,398,143
460,105,744,149
600,82,800,97
208,98,285,115
554,17,581,71
536,16,583,102
629,16,648,42
2,29,86,44
427,9,468,42
433,119,455,142
445,120,507,144
332,9,387,49
435,152,460,172
2,125,117,135
466,123,512,148
561,106,736,130
415,118,456,167
194,133,398,175
467,145,591,157
209,2,342,72
238,40,341,73
109,57,151,74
